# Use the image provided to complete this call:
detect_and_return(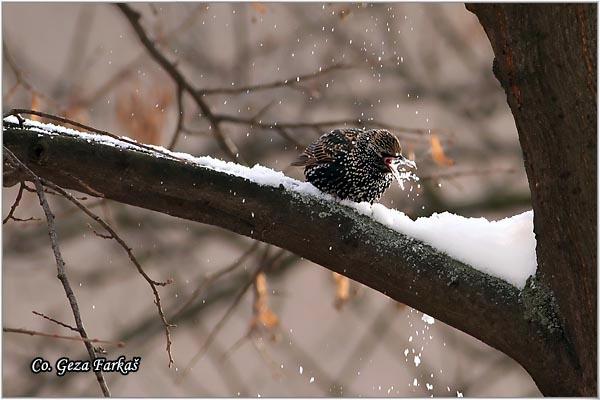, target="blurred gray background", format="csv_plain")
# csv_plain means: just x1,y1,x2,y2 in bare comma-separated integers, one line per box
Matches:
3,2,538,396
